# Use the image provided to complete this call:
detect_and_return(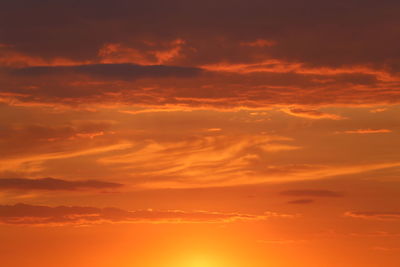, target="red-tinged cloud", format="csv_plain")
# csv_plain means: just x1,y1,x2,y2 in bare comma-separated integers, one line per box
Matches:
340,129,392,134
201,60,395,81
99,39,186,65
344,211,400,220
370,108,387,113
0,178,122,191
0,203,293,225
96,134,311,188
0,122,113,143
282,108,346,120
0,122,117,163
2,64,393,110
280,190,343,197
240,39,277,47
